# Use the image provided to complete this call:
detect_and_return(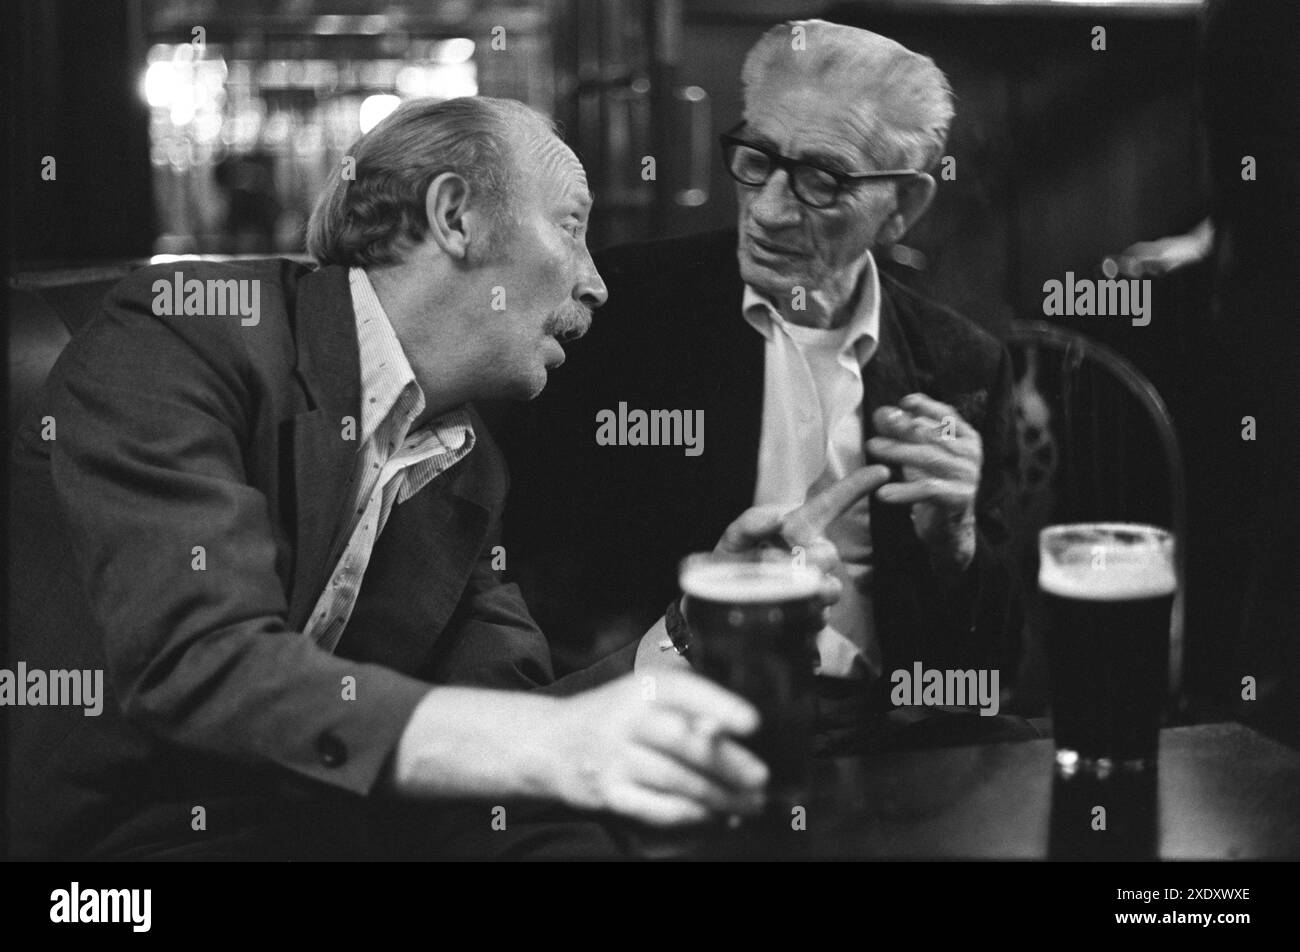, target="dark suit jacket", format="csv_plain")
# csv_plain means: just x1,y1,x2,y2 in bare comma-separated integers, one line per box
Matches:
500,230,1020,692
6,260,630,858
